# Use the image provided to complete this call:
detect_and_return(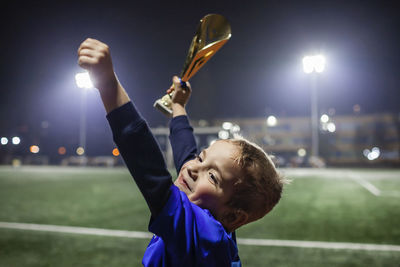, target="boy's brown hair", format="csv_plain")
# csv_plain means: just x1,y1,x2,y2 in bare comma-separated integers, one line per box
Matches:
225,138,286,223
